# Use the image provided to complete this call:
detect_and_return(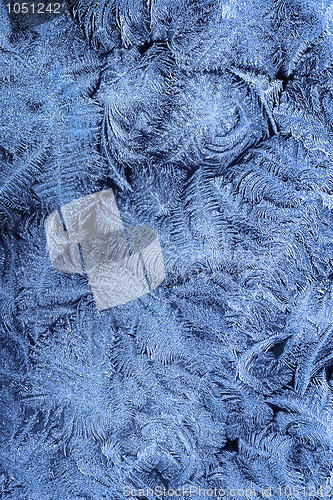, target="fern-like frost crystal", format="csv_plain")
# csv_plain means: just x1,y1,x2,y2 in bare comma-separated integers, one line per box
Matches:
1,0,333,498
